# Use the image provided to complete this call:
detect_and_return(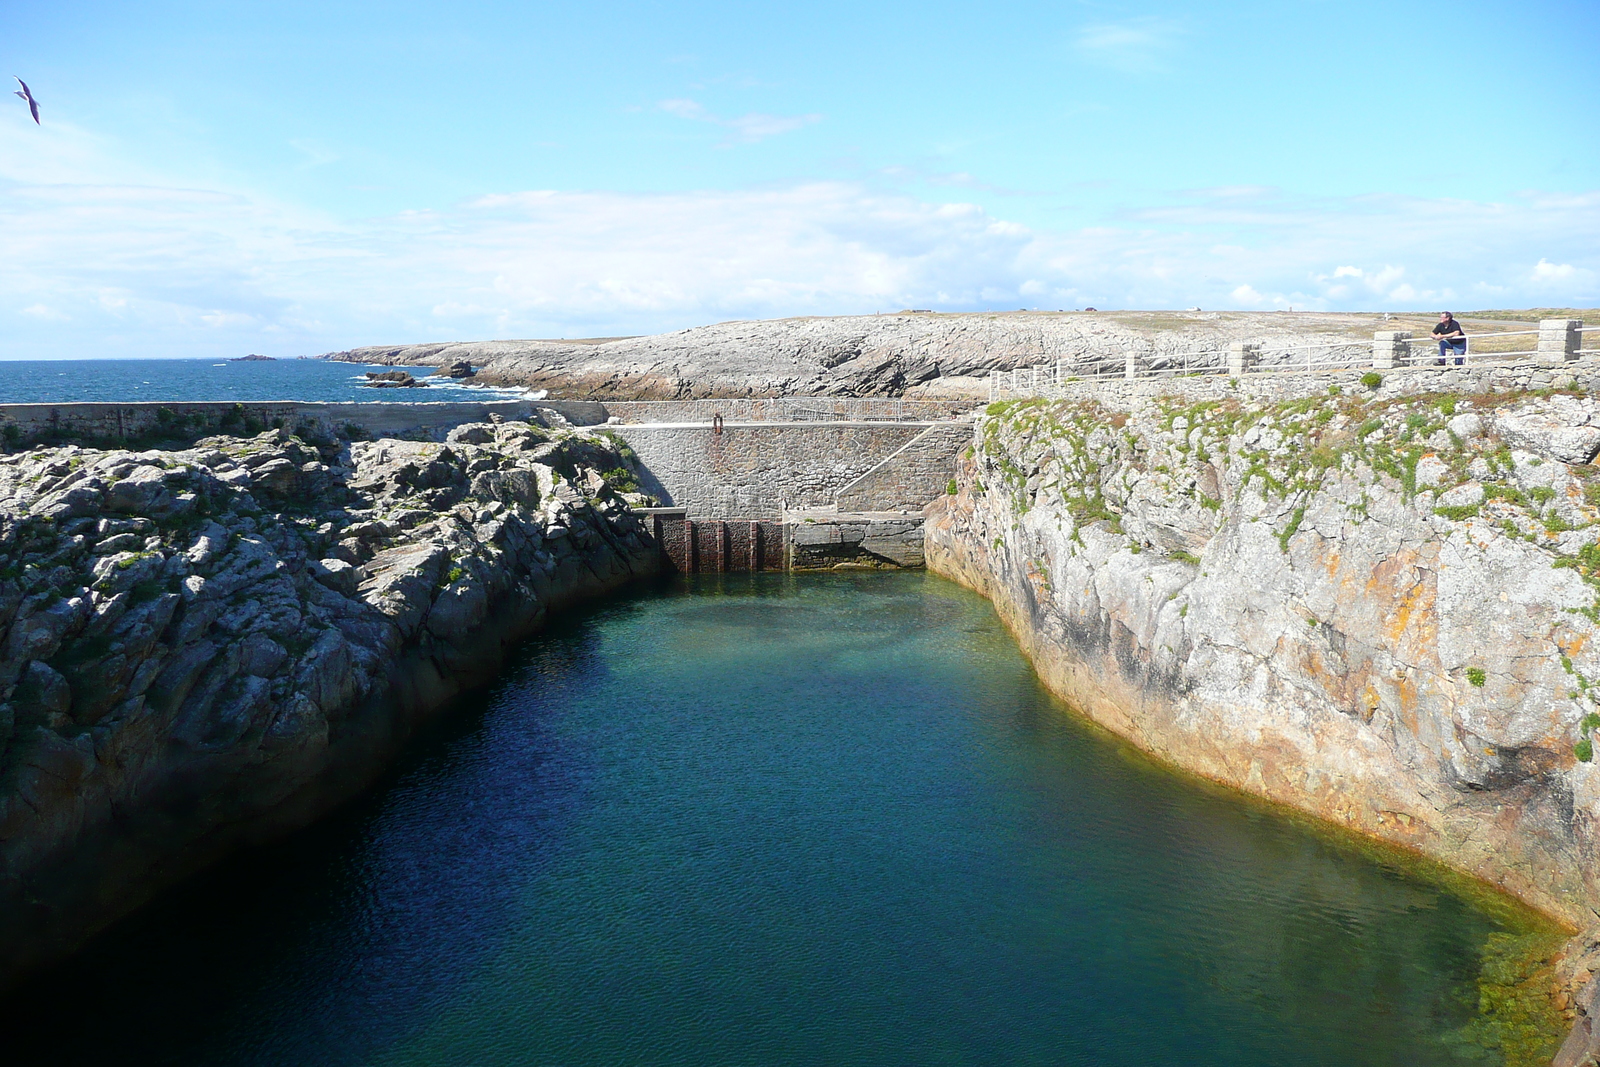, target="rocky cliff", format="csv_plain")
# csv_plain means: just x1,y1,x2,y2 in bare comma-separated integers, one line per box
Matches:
927,384,1600,1062
322,310,1413,400
0,417,658,984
